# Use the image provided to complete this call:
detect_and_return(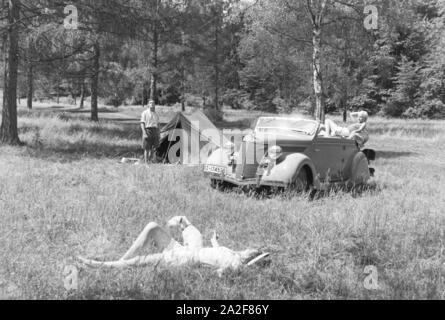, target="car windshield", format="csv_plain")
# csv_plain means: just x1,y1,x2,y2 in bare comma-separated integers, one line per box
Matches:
255,118,318,136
